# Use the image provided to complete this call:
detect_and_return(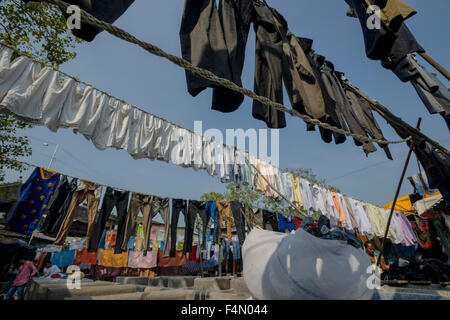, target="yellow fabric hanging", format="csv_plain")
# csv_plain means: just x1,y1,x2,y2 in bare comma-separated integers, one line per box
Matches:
98,249,128,268
383,194,414,215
